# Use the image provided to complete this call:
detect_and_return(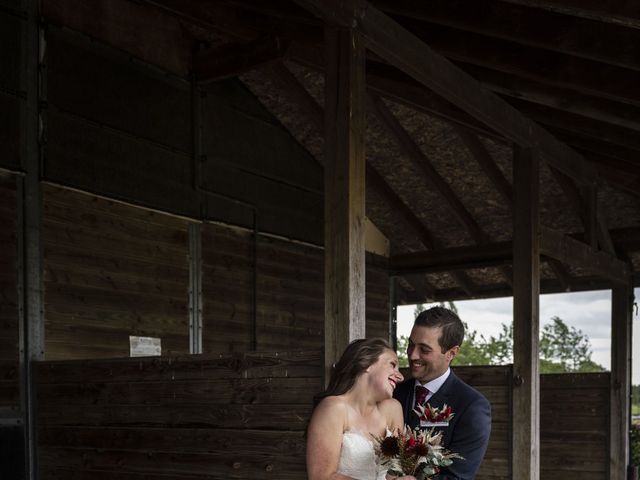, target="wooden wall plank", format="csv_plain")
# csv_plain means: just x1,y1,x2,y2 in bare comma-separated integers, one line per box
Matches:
43,185,190,360
540,373,609,480
39,447,306,479
37,403,313,430
45,109,200,217
34,354,611,480
0,178,18,409
35,351,322,384
46,28,191,154
0,94,21,170
42,0,192,76
38,426,306,455
202,223,390,354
